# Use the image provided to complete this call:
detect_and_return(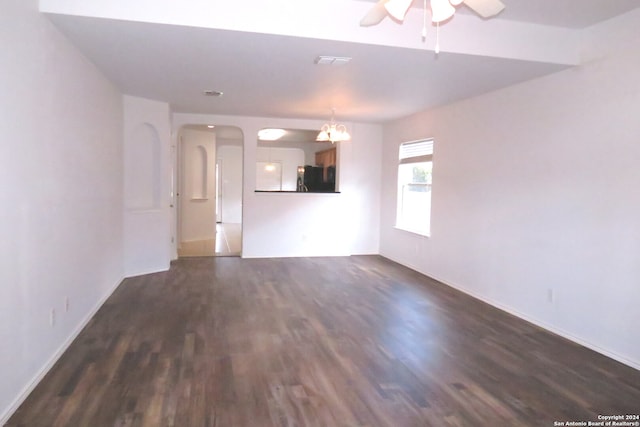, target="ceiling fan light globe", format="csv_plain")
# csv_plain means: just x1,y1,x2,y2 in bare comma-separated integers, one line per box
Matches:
384,0,413,21
431,0,456,22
